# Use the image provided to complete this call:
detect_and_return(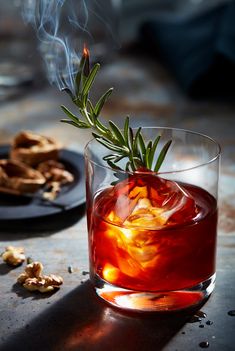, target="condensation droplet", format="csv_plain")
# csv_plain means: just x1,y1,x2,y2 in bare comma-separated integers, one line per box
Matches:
189,315,202,323
206,320,213,325
199,341,209,348
228,310,235,316
197,311,207,318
